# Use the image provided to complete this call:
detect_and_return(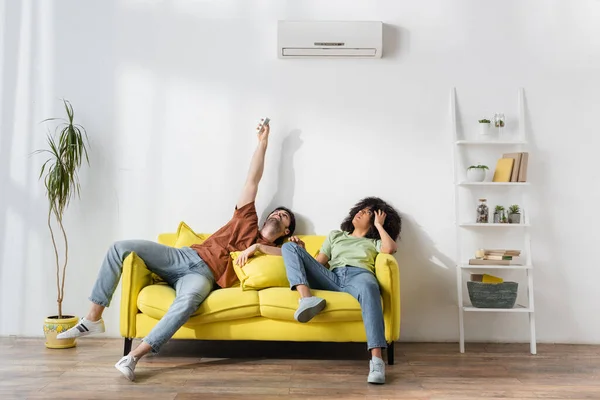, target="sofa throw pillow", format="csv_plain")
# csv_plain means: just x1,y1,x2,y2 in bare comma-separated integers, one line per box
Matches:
174,221,210,248
231,252,290,291
283,235,327,258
